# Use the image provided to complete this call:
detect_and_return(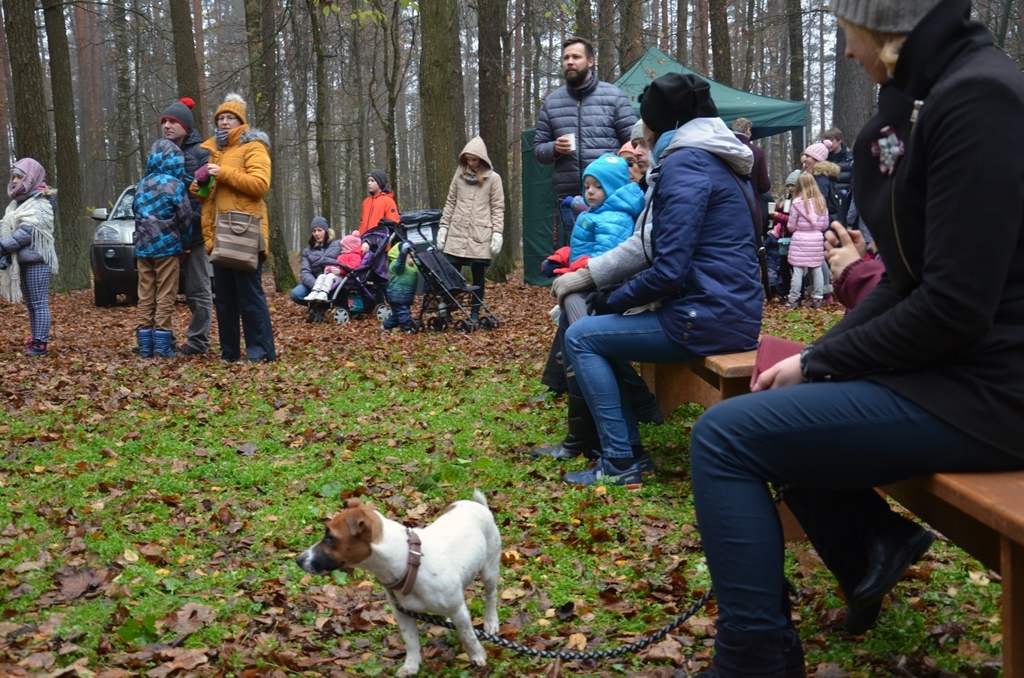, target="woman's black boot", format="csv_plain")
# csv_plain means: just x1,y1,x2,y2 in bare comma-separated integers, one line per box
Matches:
531,394,598,460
